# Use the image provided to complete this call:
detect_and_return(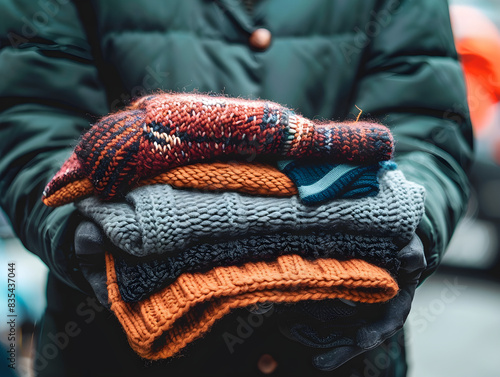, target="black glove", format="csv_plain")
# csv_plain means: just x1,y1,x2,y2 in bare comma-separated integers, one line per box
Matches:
280,236,427,371
277,299,367,350
74,221,109,307
311,235,426,371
